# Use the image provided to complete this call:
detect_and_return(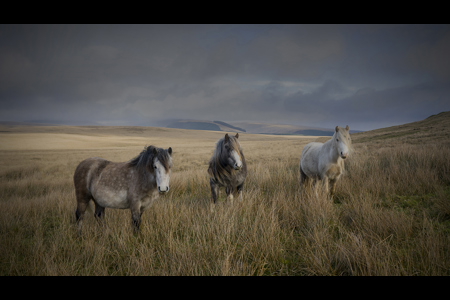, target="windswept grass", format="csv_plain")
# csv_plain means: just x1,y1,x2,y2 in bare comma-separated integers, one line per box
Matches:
0,125,449,275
